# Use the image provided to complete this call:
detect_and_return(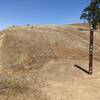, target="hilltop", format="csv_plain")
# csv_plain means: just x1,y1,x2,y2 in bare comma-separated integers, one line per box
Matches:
0,24,100,100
